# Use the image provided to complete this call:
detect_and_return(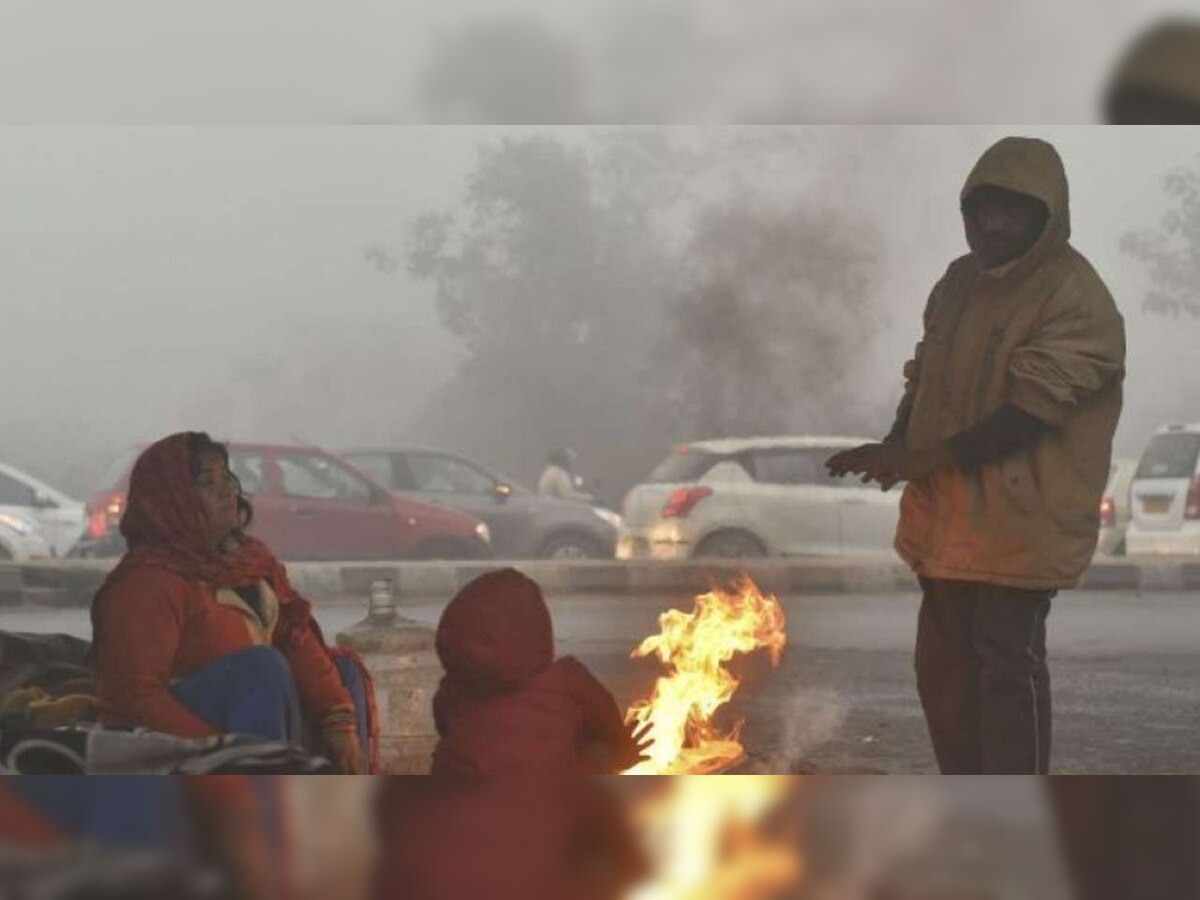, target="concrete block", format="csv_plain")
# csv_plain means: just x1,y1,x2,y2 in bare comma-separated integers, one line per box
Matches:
1078,563,1141,591
1138,563,1187,592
